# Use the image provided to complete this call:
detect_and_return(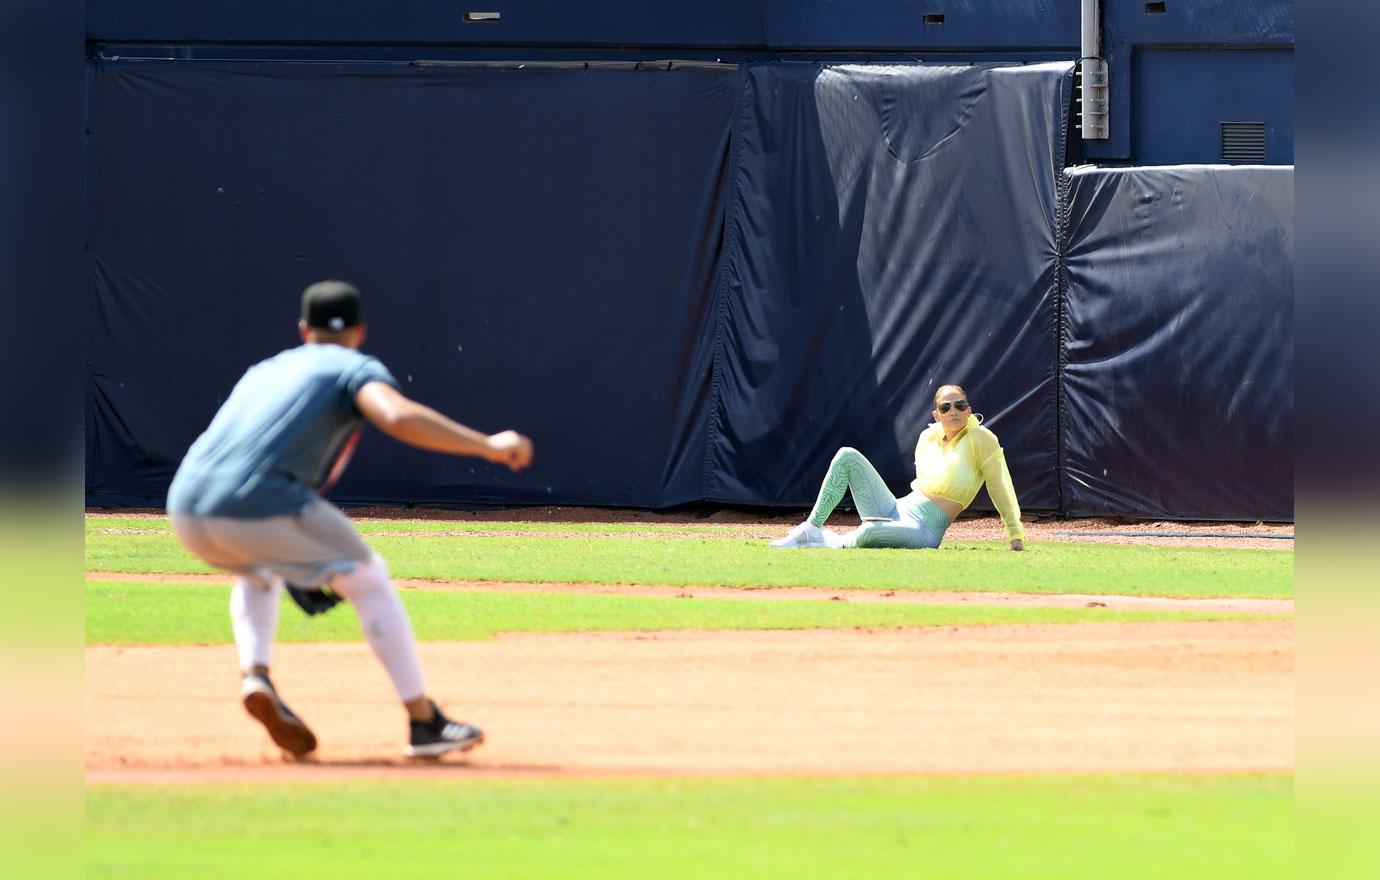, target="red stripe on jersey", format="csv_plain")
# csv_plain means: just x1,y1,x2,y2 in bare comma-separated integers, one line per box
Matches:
319,427,362,494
